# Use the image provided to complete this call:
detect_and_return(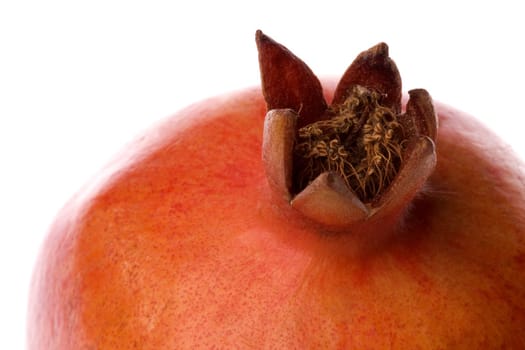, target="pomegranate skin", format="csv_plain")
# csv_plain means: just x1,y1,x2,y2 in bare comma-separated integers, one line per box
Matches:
28,82,525,349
